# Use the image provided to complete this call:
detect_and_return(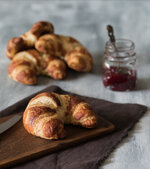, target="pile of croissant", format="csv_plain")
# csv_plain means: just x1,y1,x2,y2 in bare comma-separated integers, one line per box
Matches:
23,92,98,140
6,21,93,85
